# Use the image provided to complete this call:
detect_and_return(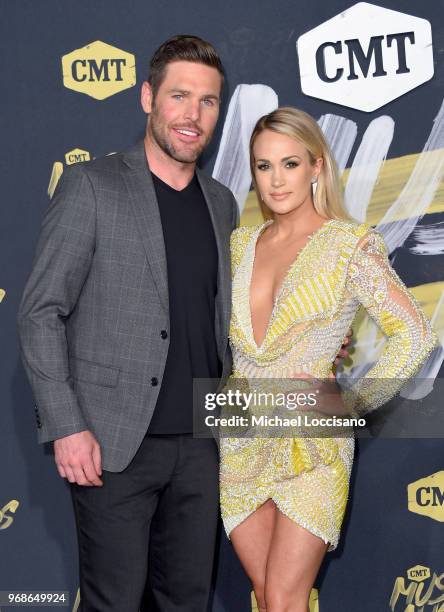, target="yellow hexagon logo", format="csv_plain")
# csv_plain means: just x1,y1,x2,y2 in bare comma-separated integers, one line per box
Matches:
408,470,444,522
406,565,431,582
61,40,136,100
65,148,91,165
